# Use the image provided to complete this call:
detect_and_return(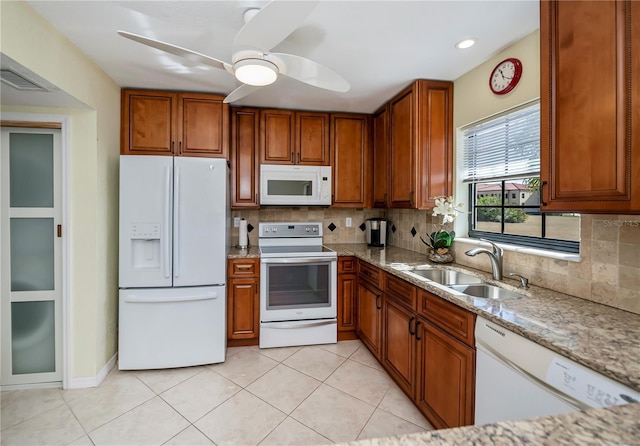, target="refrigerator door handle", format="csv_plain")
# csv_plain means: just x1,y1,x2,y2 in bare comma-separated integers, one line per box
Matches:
163,165,171,279
174,164,181,279
124,292,219,304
